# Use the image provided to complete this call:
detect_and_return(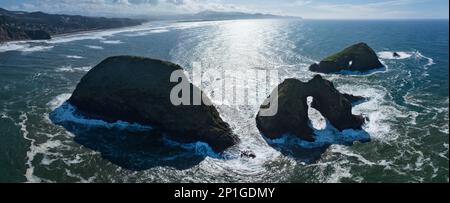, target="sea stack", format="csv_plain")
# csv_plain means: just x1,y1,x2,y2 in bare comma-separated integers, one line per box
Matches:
68,56,239,153
309,42,384,73
256,75,365,141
